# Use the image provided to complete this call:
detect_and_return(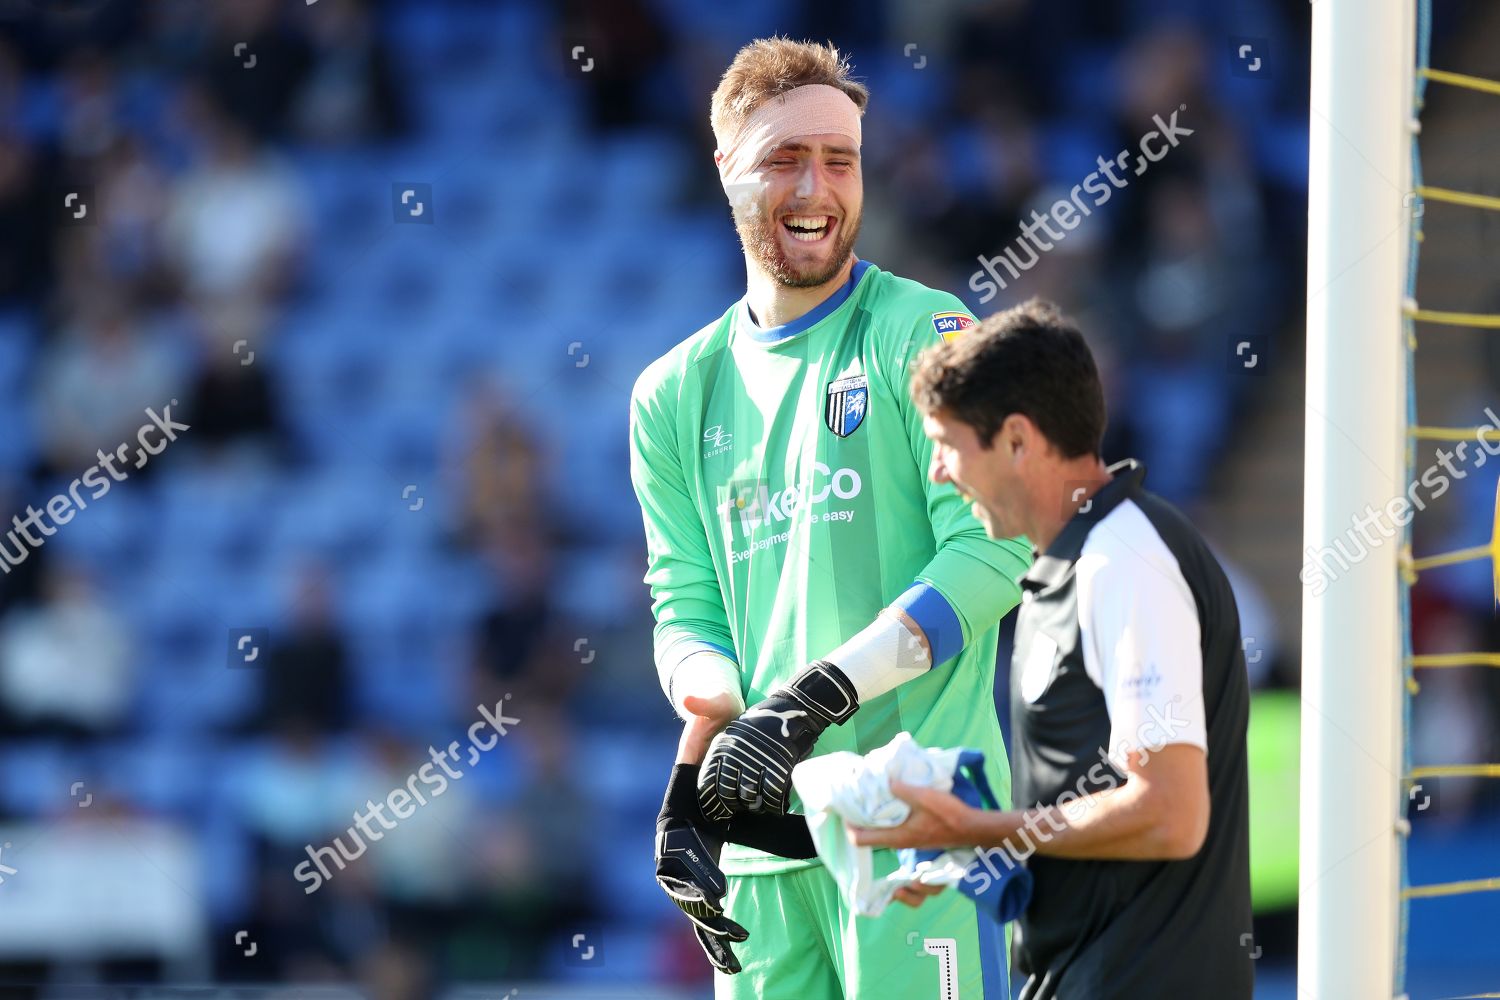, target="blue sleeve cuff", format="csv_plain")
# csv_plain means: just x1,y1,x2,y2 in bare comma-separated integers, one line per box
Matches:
893,582,964,667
